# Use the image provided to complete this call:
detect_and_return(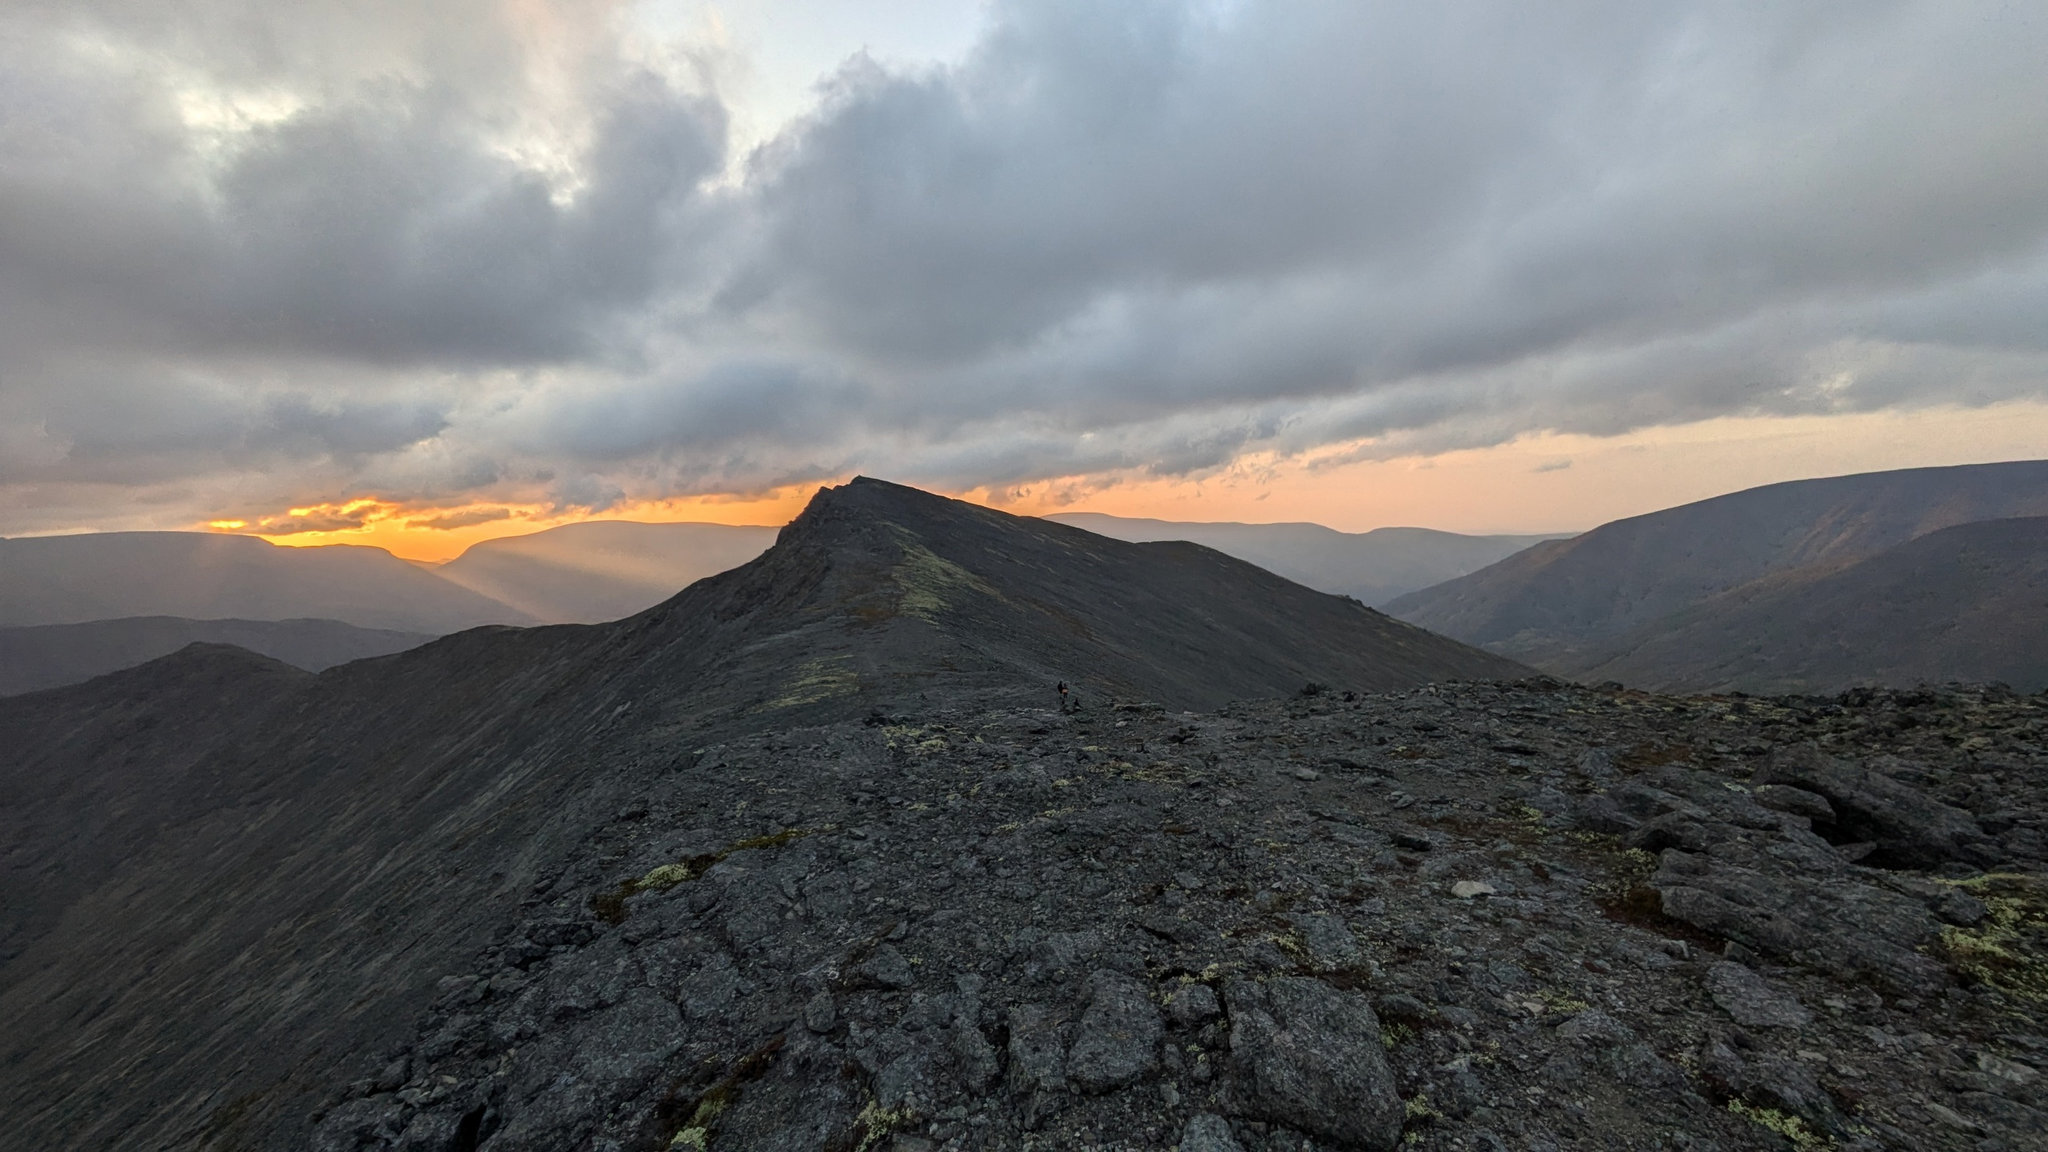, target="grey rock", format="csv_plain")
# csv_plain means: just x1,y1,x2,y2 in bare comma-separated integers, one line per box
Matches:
1006,1003,1067,1094
678,950,743,1019
950,1020,1001,1091
1067,970,1162,1092
312,1098,405,1152
1179,1112,1247,1152
1627,812,1726,854
1705,962,1812,1029
803,989,837,1033
1288,912,1363,971
393,1109,470,1152
1224,976,1403,1150
1698,1036,1843,1132
859,944,915,990
1754,784,1836,824
1575,749,1618,781
1960,1091,2048,1134
1556,1009,1634,1046
871,1050,933,1109
569,985,682,1088
1166,982,1223,1028
1754,744,1998,868
1611,782,1690,820
1935,886,1989,927
1602,1041,1685,1091
1652,849,1949,991
1024,930,1103,982
1574,793,1638,835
